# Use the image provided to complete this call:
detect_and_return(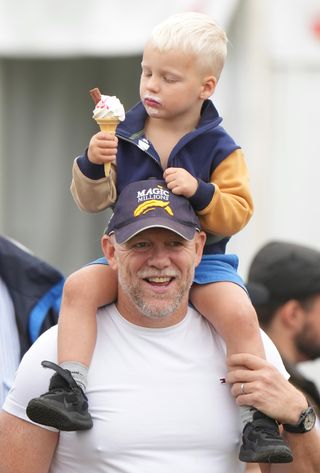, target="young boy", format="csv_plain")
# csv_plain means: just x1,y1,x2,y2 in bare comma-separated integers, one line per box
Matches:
27,12,292,464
